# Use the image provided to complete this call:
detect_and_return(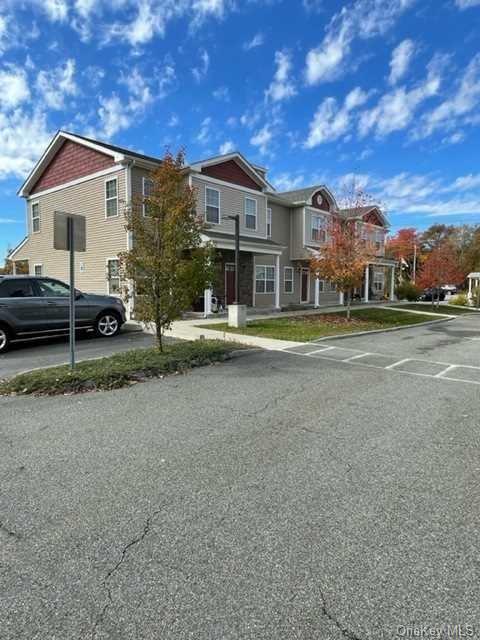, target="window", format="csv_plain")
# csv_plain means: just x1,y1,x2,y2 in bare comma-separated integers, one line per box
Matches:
205,187,220,224
143,178,154,216
255,265,275,294
373,270,384,292
34,264,43,276
284,266,294,294
311,215,326,243
37,279,70,297
245,197,257,230
0,279,34,298
107,259,121,295
31,202,40,233
105,178,118,218
375,230,384,251
267,207,272,238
